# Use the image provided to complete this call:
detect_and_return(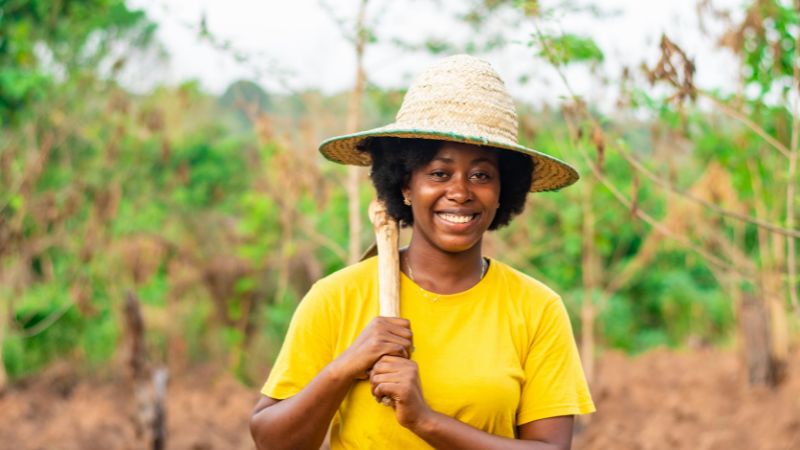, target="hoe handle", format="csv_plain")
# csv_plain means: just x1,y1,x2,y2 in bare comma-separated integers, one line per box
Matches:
368,200,400,407
368,200,400,317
